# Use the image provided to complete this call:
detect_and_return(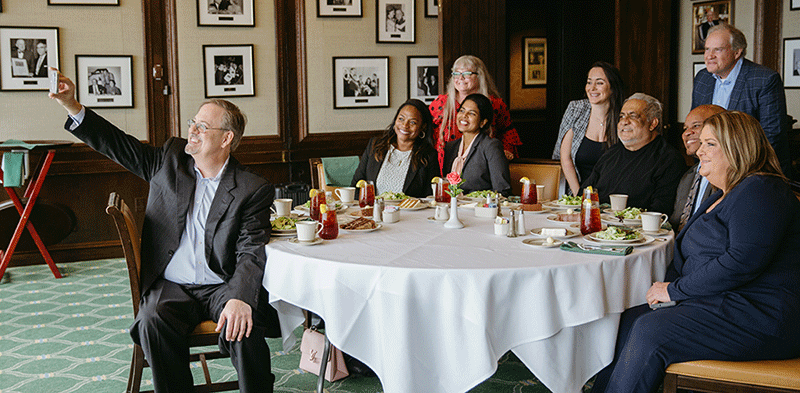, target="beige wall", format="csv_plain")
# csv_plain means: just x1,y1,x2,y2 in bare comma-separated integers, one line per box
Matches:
677,0,799,124
0,0,147,141
304,1,438,133
175,0,278,137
